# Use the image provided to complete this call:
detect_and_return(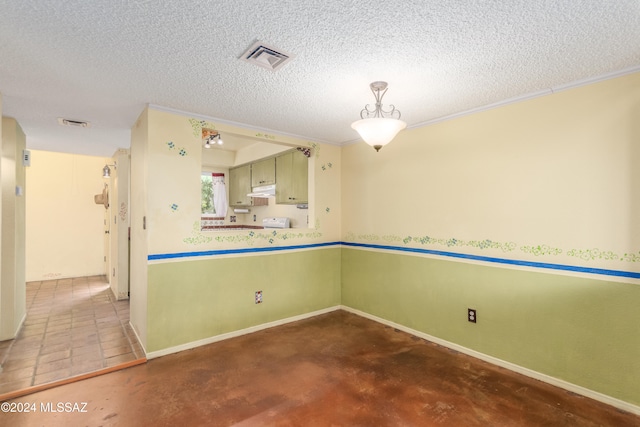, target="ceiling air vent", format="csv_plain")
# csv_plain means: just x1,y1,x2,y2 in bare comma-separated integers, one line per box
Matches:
240,41,295,72
57,118,90,128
